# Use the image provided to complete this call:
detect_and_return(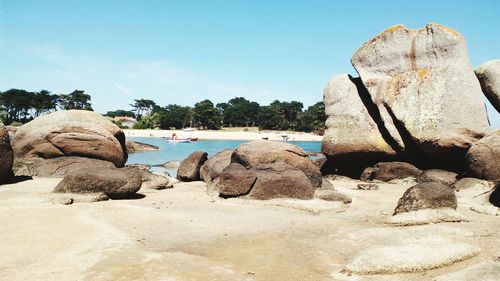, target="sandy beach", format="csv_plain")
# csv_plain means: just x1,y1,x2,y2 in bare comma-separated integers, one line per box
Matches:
123,129,323,142
0,177,498,281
